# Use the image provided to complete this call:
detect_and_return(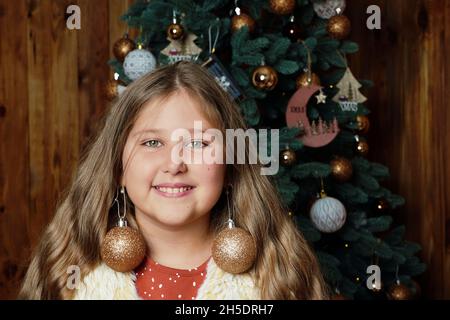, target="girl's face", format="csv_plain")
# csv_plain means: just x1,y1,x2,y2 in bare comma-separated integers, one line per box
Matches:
121,89,226,228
